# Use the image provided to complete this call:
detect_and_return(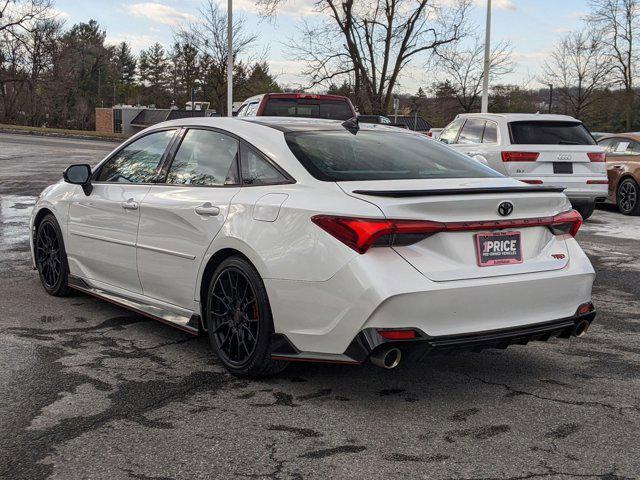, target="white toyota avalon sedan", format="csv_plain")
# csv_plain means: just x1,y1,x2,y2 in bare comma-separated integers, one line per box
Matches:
30,117,596,377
